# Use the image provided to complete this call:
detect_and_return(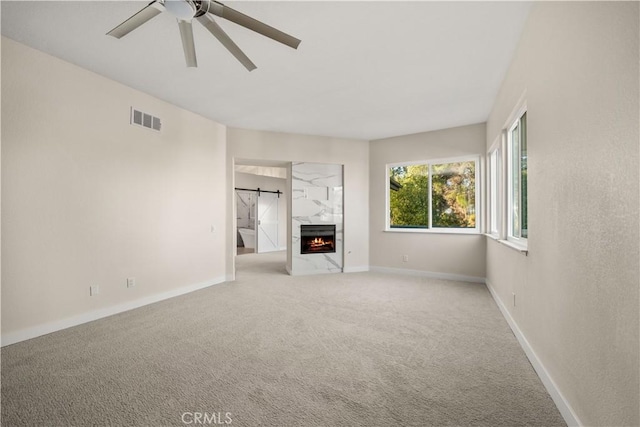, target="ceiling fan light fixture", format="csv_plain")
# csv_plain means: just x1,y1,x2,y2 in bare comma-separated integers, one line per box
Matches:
164,0,197,20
